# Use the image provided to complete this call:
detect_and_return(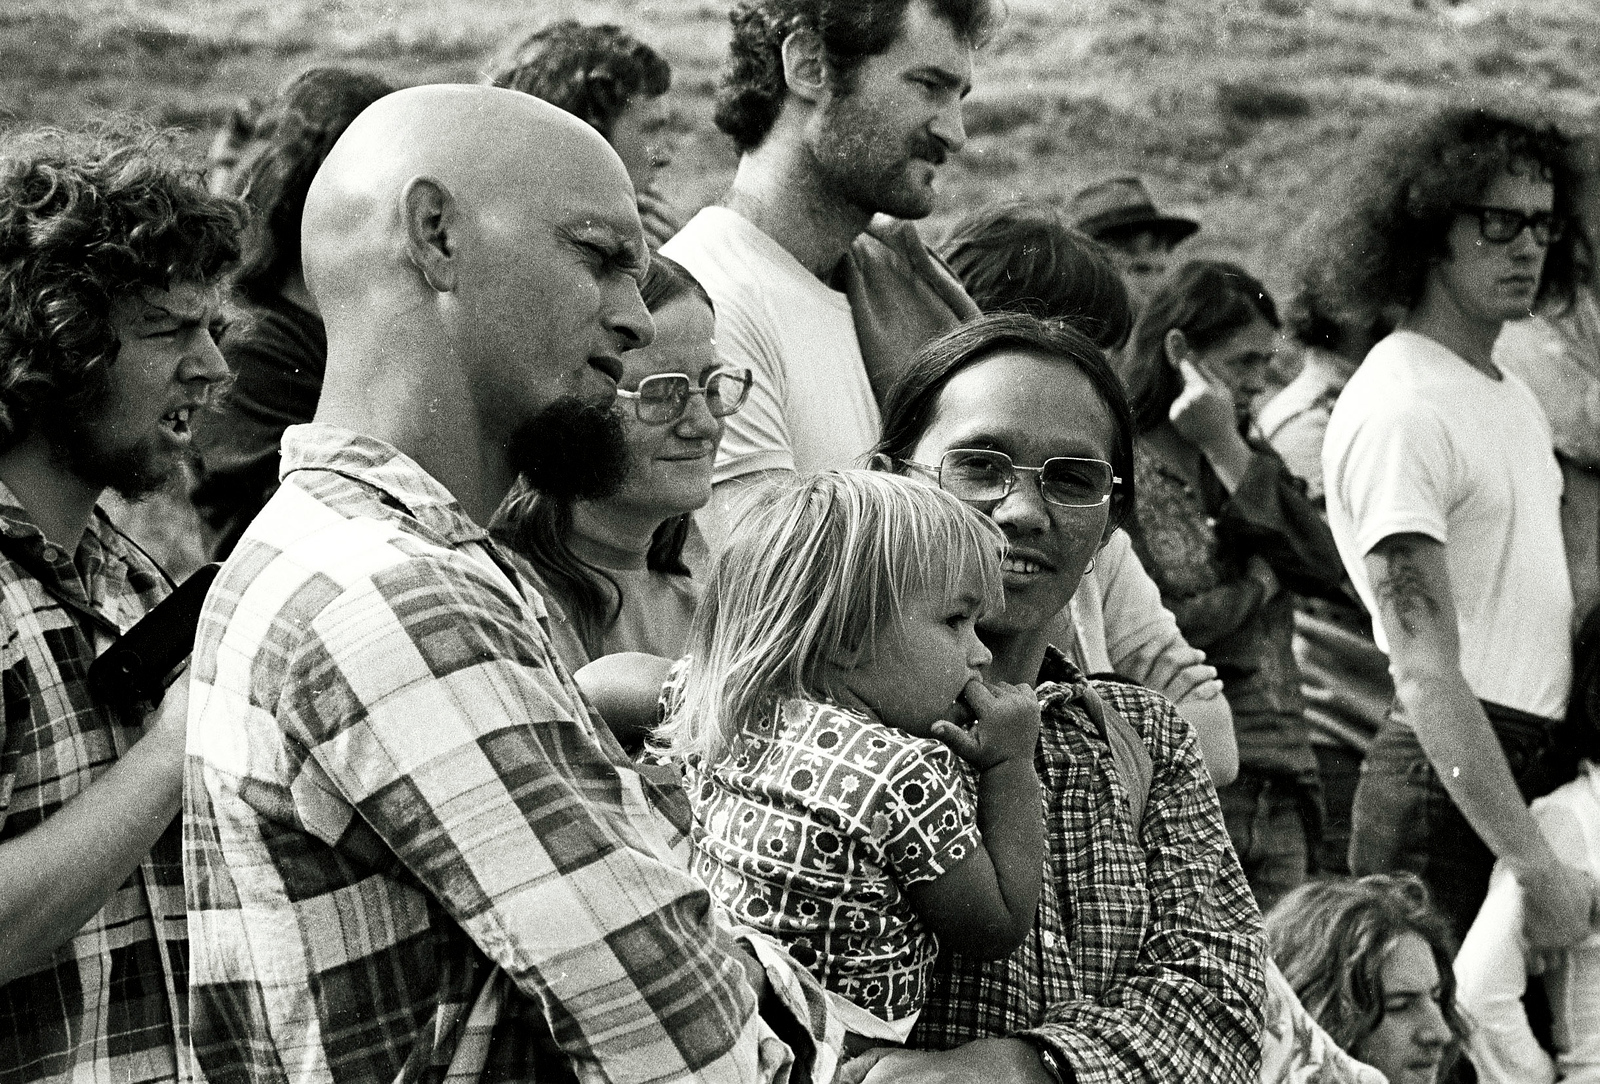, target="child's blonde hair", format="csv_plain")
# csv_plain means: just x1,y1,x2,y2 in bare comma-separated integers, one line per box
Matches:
664,470,1006,764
